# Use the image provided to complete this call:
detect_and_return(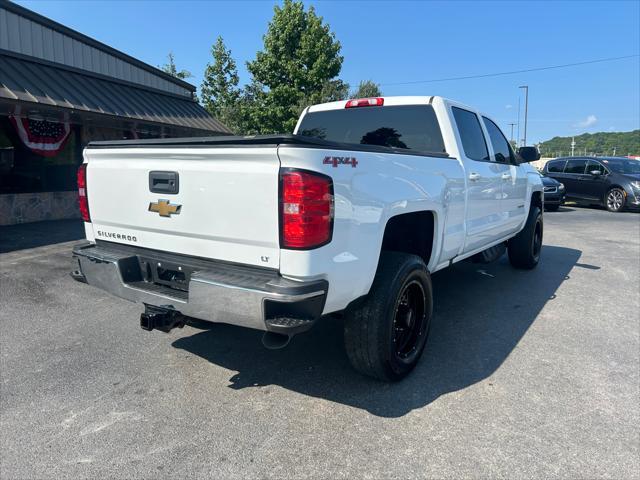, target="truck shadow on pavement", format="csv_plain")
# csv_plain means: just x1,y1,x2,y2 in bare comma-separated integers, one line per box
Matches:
172,245,583,418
